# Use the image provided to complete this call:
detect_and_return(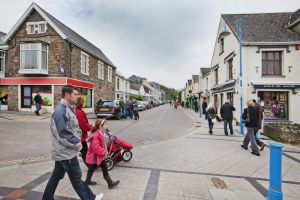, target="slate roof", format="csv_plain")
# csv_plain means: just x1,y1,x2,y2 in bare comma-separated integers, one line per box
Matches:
200,68,211,76
192,75,199,82
222,12,300,43
288,9,300,27
36,4,115,67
